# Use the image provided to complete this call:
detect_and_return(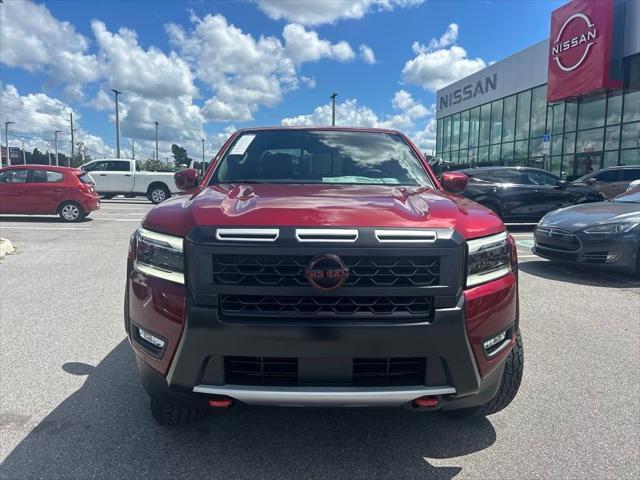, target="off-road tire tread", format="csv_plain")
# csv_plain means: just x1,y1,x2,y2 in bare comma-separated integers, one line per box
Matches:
476,329,524,416
444,329,523,419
